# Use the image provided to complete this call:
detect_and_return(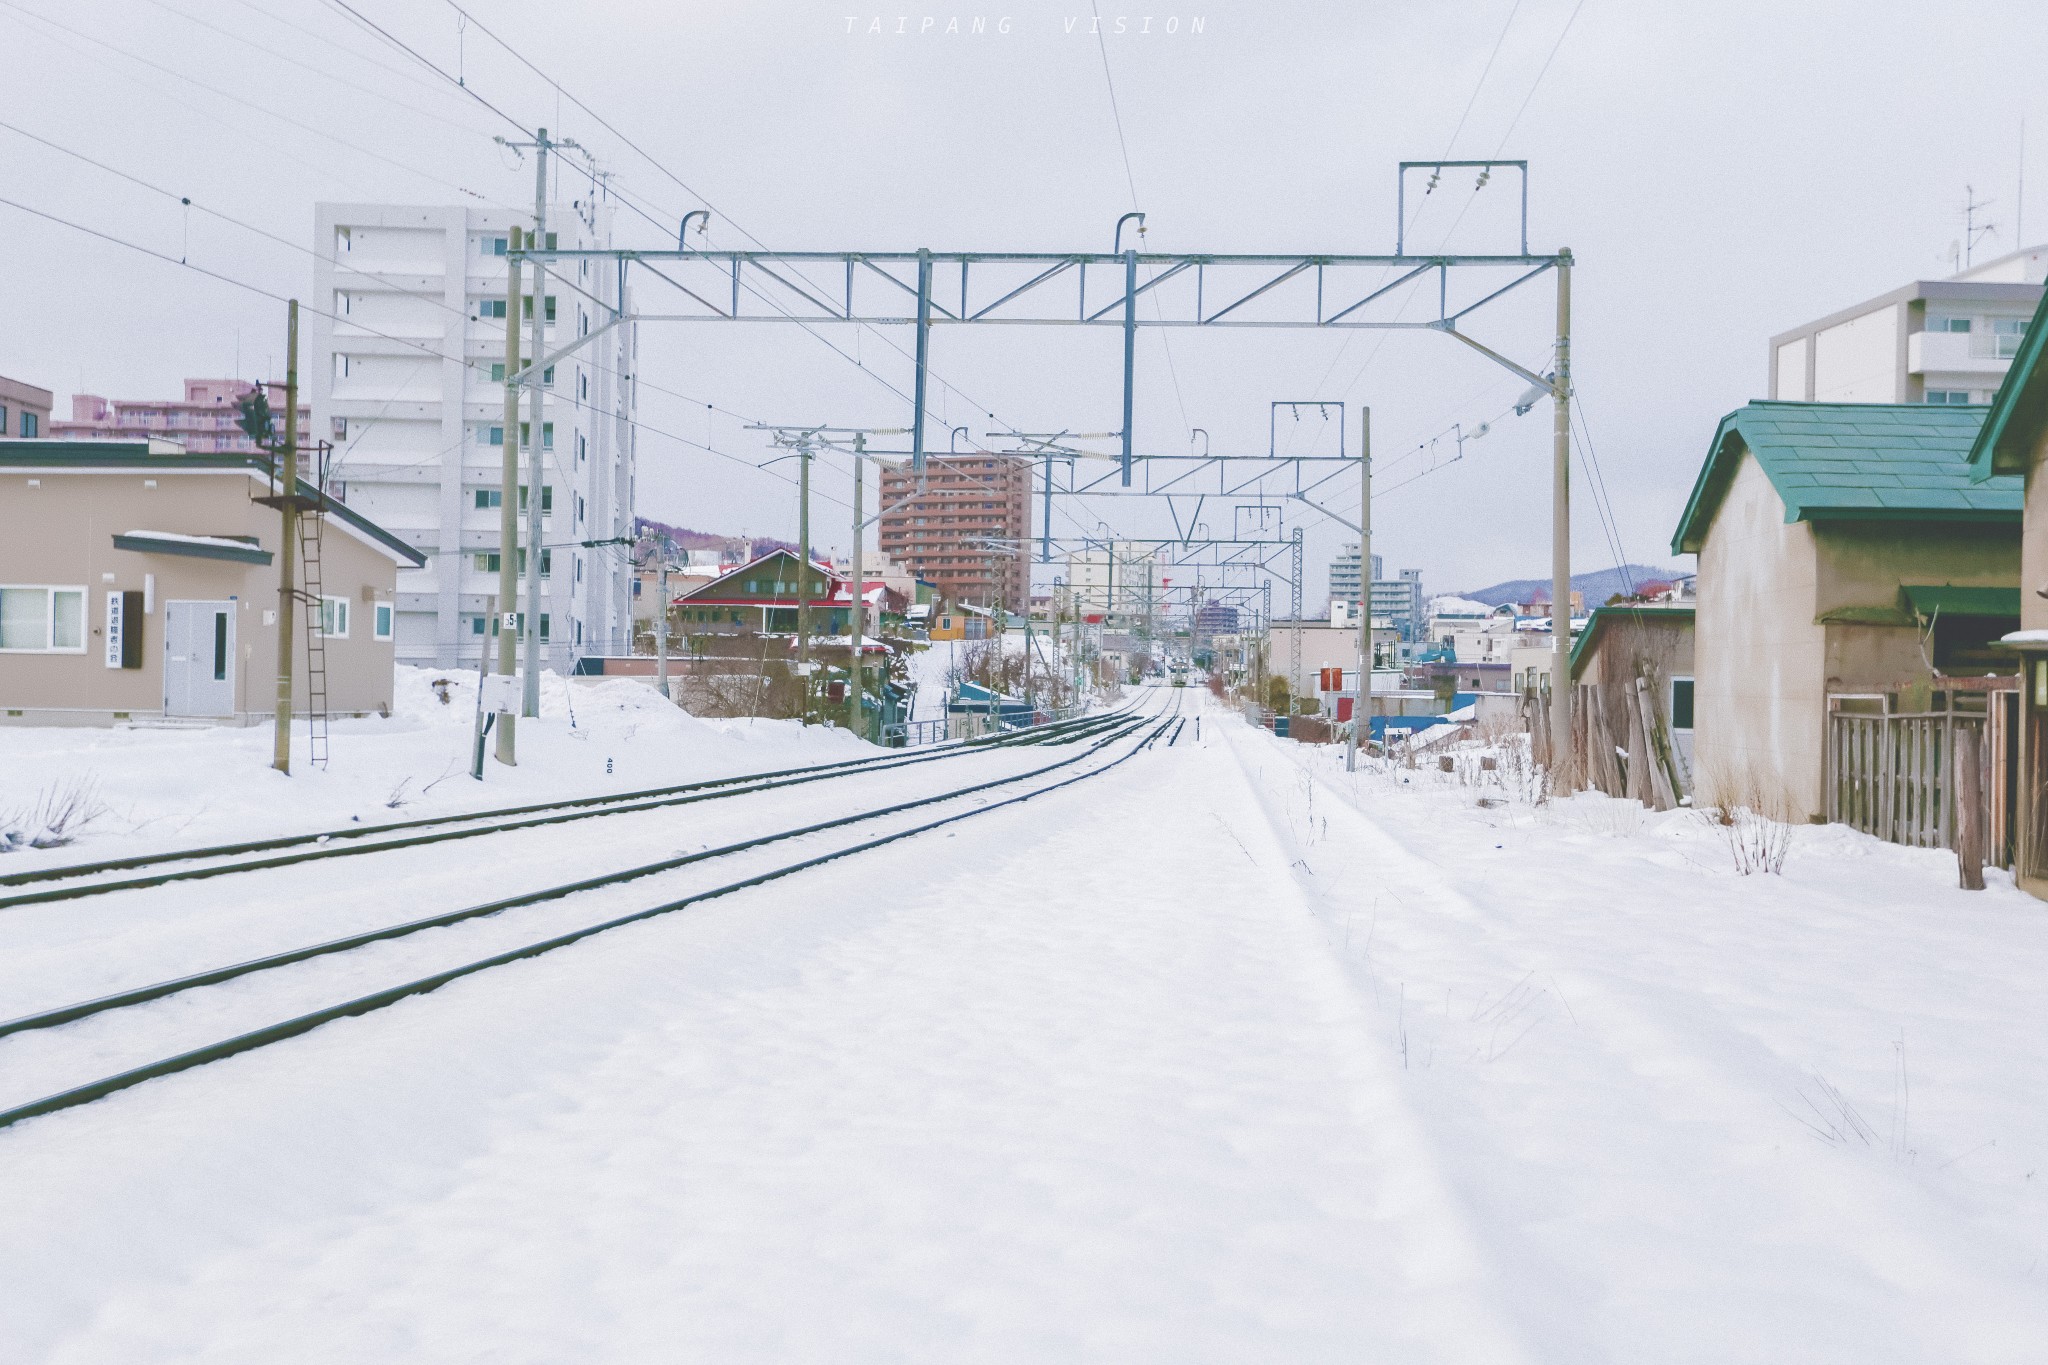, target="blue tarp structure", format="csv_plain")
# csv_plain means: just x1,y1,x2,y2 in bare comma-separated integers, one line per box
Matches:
948,681,1036,726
